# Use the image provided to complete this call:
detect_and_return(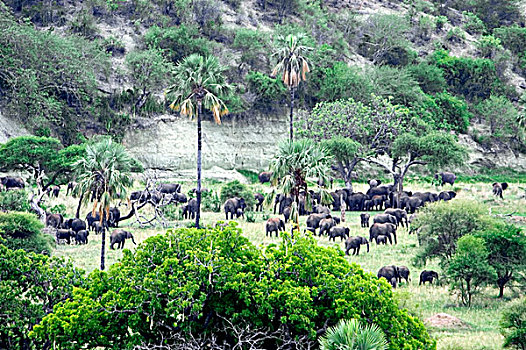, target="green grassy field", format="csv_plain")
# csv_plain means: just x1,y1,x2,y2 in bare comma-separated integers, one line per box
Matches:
50,179,526,350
